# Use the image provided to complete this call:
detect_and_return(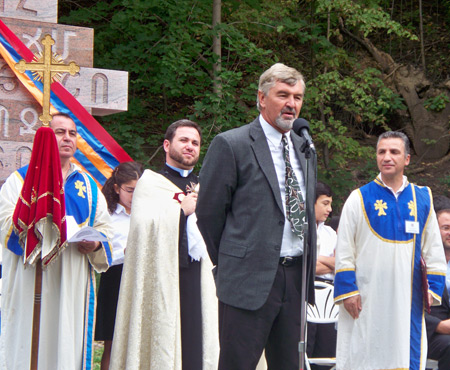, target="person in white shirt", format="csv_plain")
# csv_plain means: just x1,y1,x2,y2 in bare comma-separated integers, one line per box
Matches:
307,181,337,369
95,161,143,370
314,182,336,282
